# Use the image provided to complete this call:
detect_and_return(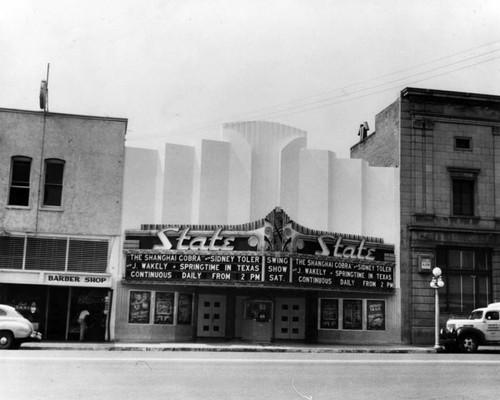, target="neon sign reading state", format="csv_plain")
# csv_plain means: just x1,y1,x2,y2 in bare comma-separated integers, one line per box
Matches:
157,227,235,251
315,236,376,261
